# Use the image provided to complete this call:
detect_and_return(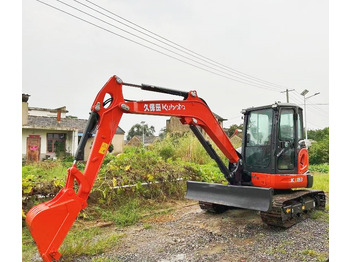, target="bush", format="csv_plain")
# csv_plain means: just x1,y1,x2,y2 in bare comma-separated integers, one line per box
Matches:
159,144,175,160
22,143,227,212
309,163,329,173
308,139,329,165
152,132,226,165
